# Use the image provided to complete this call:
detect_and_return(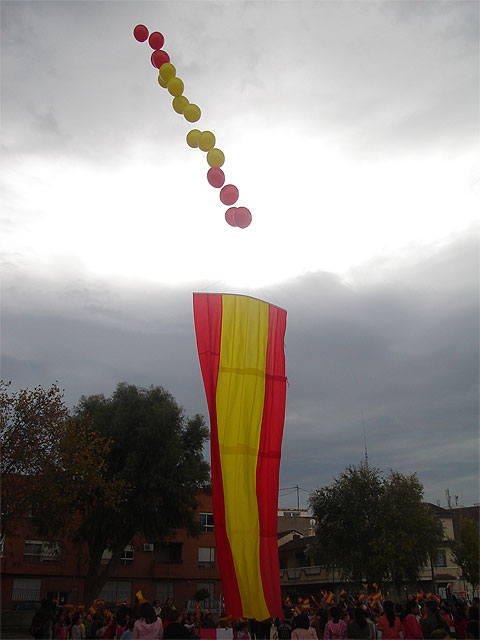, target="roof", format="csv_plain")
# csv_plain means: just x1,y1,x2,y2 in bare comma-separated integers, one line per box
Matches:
424,503,453,517
277,530,303,539
278,535,316,553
